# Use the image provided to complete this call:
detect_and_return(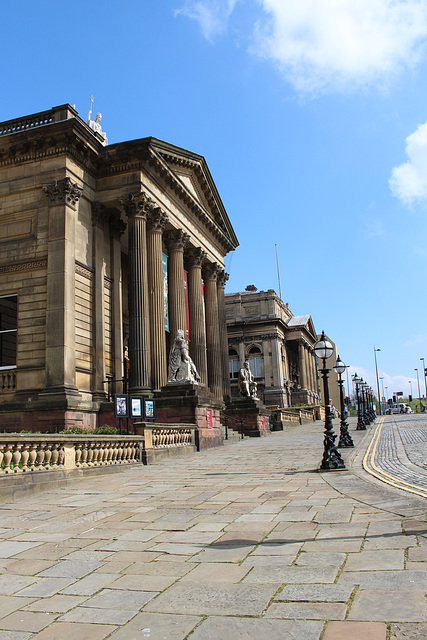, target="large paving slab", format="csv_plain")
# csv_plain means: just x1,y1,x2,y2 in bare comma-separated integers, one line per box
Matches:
0,416,426,638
